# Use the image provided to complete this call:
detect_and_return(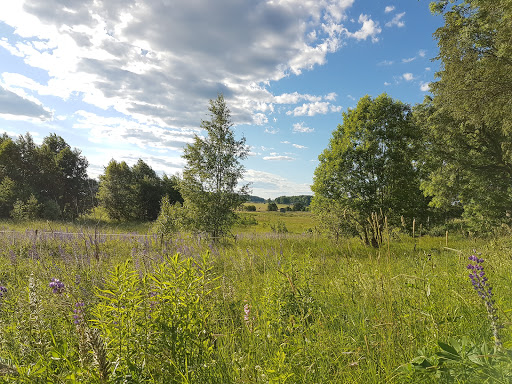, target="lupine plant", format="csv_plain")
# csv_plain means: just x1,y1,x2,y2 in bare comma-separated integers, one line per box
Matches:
404,252,511,383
